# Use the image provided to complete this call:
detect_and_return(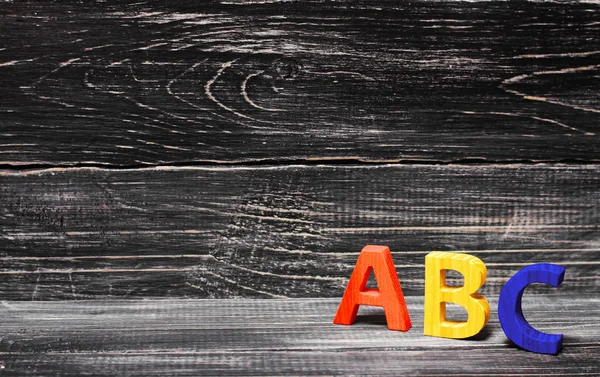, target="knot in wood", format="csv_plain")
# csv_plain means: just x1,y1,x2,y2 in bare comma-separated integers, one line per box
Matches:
270,58,302,80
